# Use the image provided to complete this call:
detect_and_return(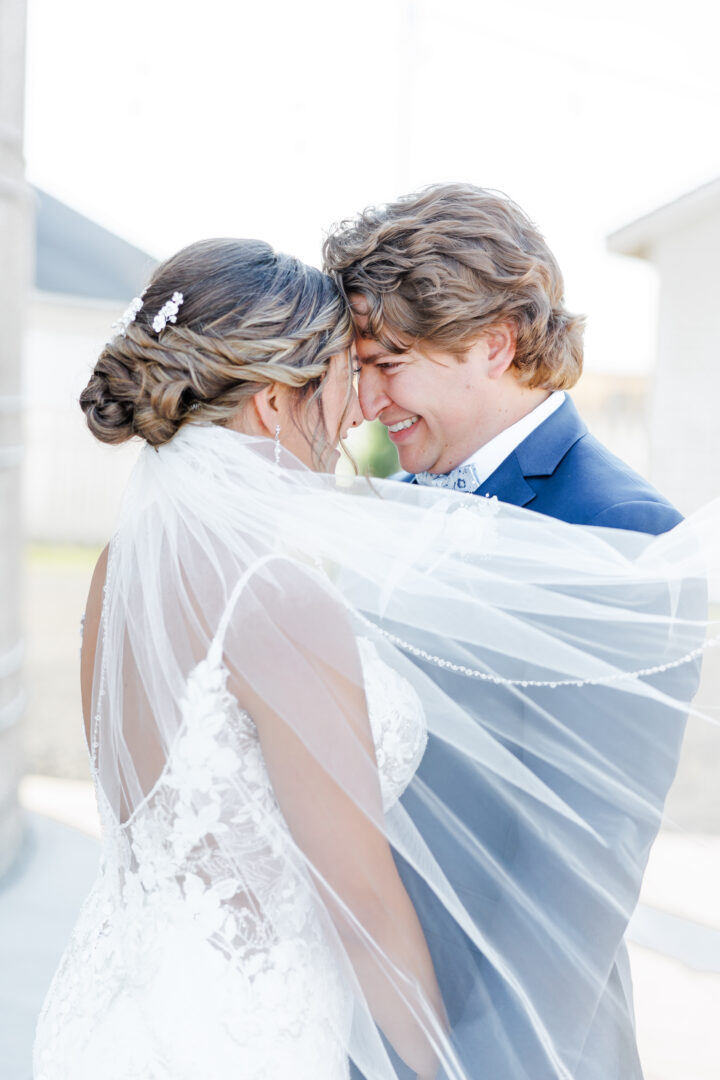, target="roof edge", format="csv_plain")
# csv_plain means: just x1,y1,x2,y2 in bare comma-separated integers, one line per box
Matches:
607,176,720,259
